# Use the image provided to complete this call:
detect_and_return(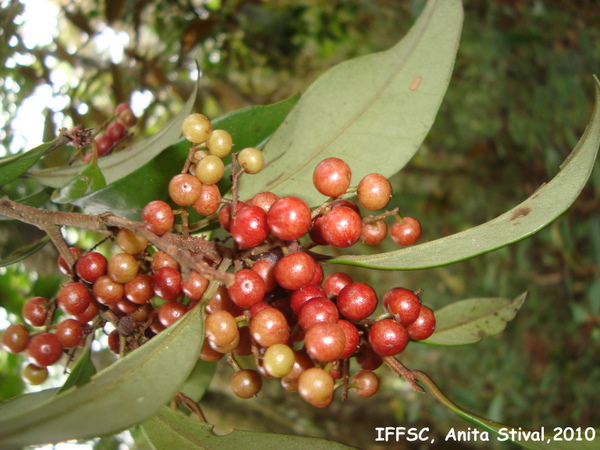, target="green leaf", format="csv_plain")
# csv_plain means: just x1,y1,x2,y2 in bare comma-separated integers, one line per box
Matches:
28,79,198,189
58,347,97,393
70,95,299,219
179,359,216,403
416,372,600,449
140,406,355,450
0,137,68,187
328,75,600,270
0,304,204,448
0,235,49,268
422,292,527,346
51,158,107,204
238,0,463,205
